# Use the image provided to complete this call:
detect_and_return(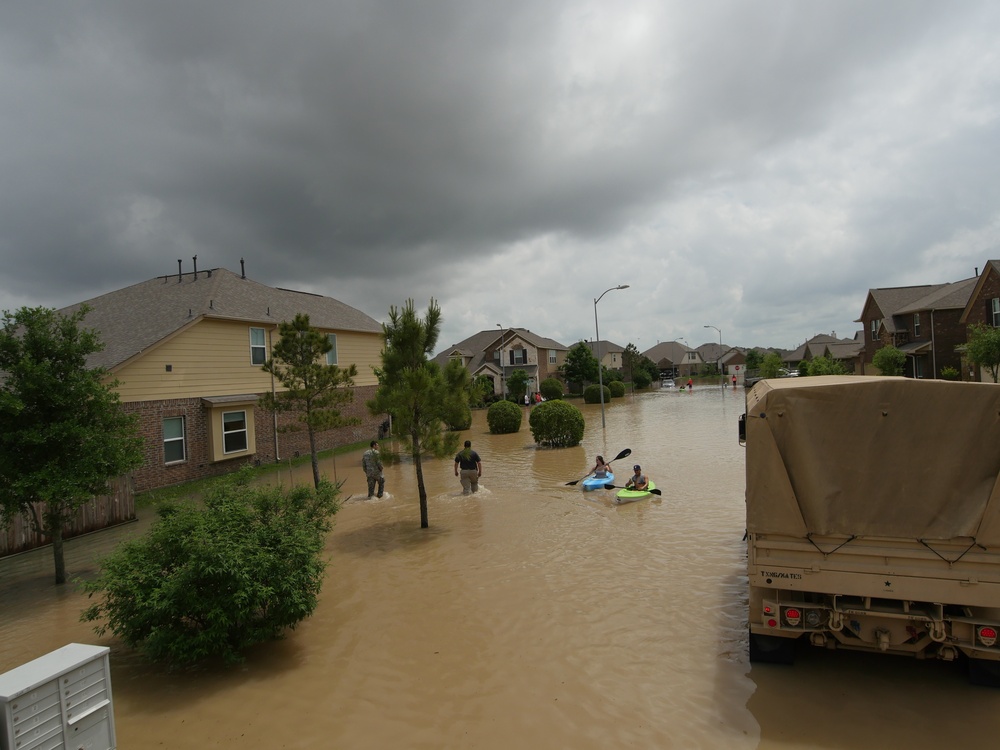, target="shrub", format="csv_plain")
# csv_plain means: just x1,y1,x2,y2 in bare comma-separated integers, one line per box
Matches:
81,469,339,668
583,383,611,404
632,369,652,389
487,399,522,434
529,399,585,447
540,377,563,401
940,366,960,381
444,401,472,431
608,380,626,398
